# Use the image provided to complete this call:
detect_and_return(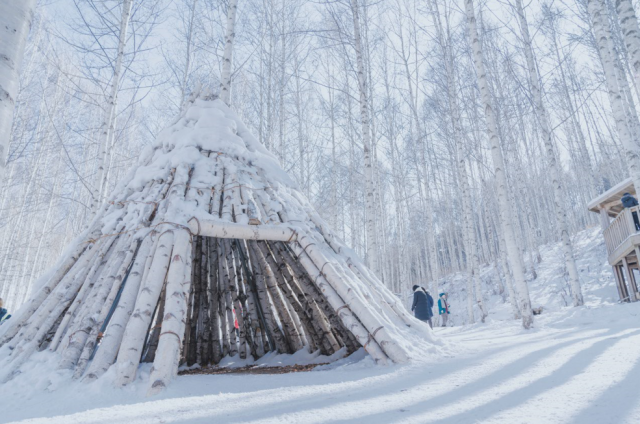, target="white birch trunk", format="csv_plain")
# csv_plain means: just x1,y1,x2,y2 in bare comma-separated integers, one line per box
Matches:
350,0,379,274
59,235,133,372
514,0,583,306
0,0,37,183
589,0,640,193
179,0,199,111
465,0,533,328
300,206,431,337
252,241,304,352
82,235,154,382
219,0,239,106
90,0,133,214
114,230,174,386
288,241,389,365
148,230,192,396
616,0,640,94
428,0,487,321
221,240,238,356
188,218,296,241
296,233,409,363
0,241,89,346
